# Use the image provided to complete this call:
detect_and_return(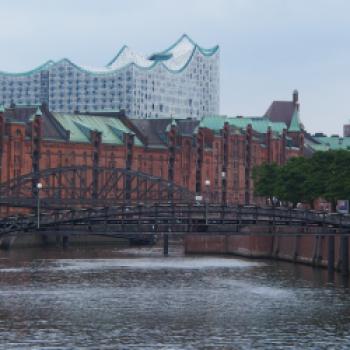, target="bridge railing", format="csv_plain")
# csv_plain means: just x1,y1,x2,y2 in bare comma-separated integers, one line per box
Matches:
1,203,350,237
